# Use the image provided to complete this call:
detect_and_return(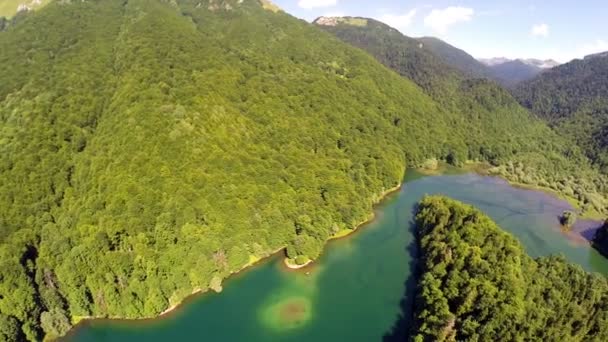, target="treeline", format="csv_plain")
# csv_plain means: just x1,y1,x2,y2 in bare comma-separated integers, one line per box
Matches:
412,196,608,341
316,17,608,217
